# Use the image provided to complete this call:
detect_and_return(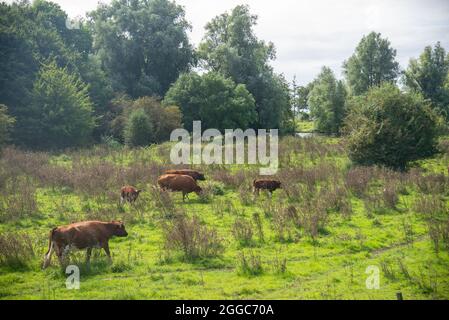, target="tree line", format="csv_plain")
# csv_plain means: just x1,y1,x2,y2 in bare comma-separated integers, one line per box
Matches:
0,0,291,149
1,0,448,169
